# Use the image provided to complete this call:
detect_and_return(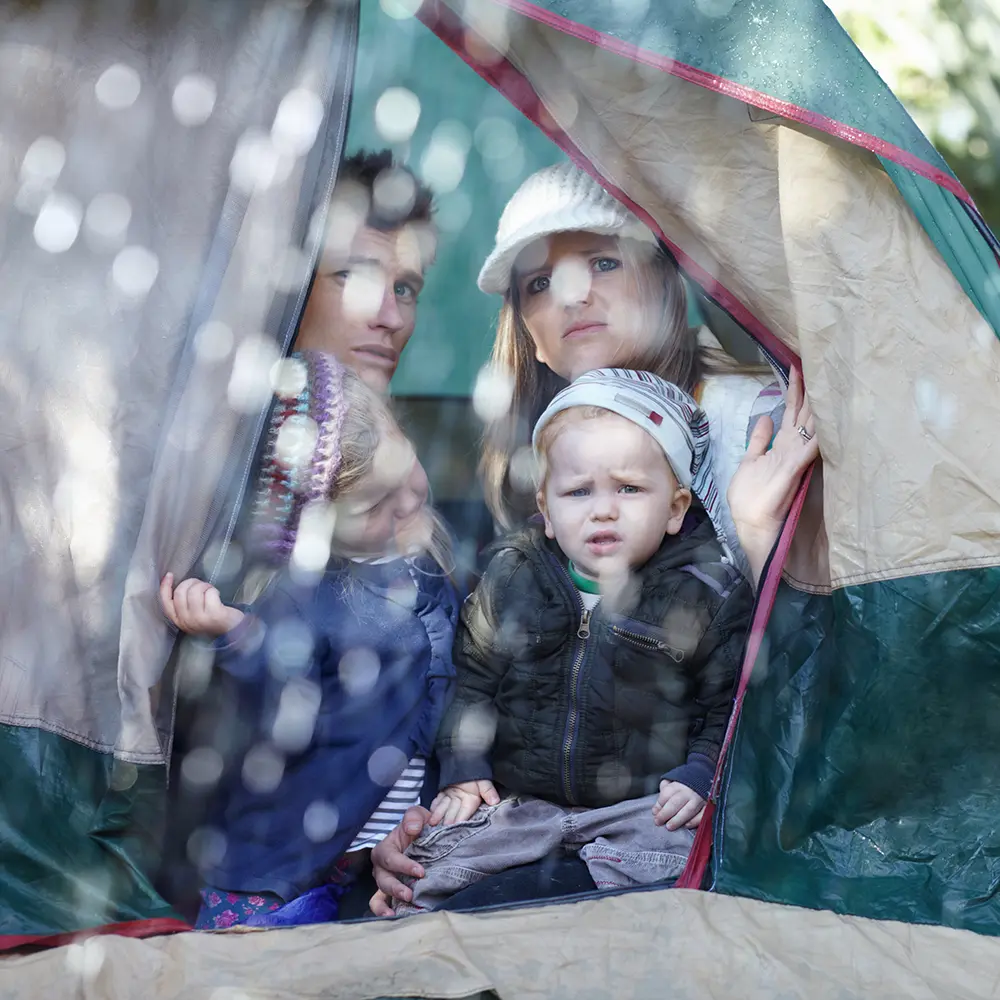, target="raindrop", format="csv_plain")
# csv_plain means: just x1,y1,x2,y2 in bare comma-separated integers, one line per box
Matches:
483,143,525,184
66,939,106,980
272,88,324,157
242,743,285,794
474,117,518,161
266,617,315,679
374,87,421,144
34,194,82,253
182,746,224,790
177,638,215,699
227,335,280,413
84,192,131,250
20,135,65,183
109,761,138,791
194,320,235,364
342,267,385,321
367,745,408,786
271,355,309,398
111,245,159,300
694,0,735,16
95,63,141,110
455,704,497,755
420,121,471,194
187,826,227,869
550,257,592,306
435,190,472,234
291,501,337,577
509,446,540,493
303,800,340,843
472,364,515,422
271,678,322,752
172,73,217,127
230,129,282,193
338,647,381,698
373,167,417,220
379,0,422,18
275,414,320,475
